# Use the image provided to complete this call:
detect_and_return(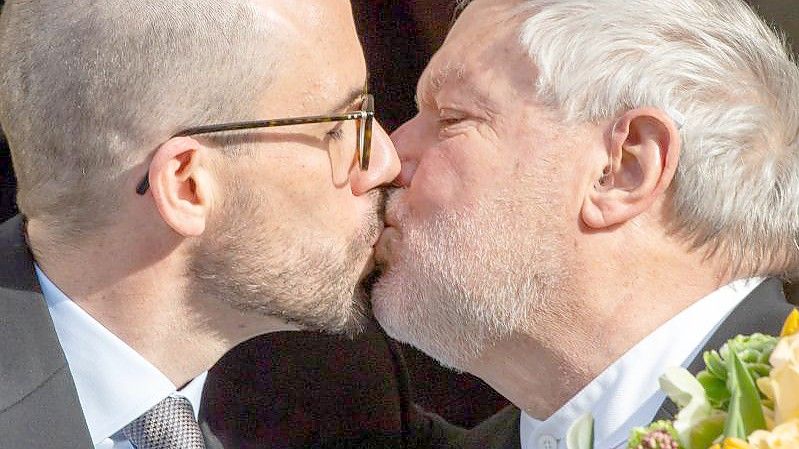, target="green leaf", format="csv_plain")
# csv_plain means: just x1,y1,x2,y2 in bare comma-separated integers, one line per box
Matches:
723,349,766,439
750,363,771,379
566,413,594,449
738,348,759,363
724,392,746,439
704,351,727,379
689,412,726,449
697,372,730,409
